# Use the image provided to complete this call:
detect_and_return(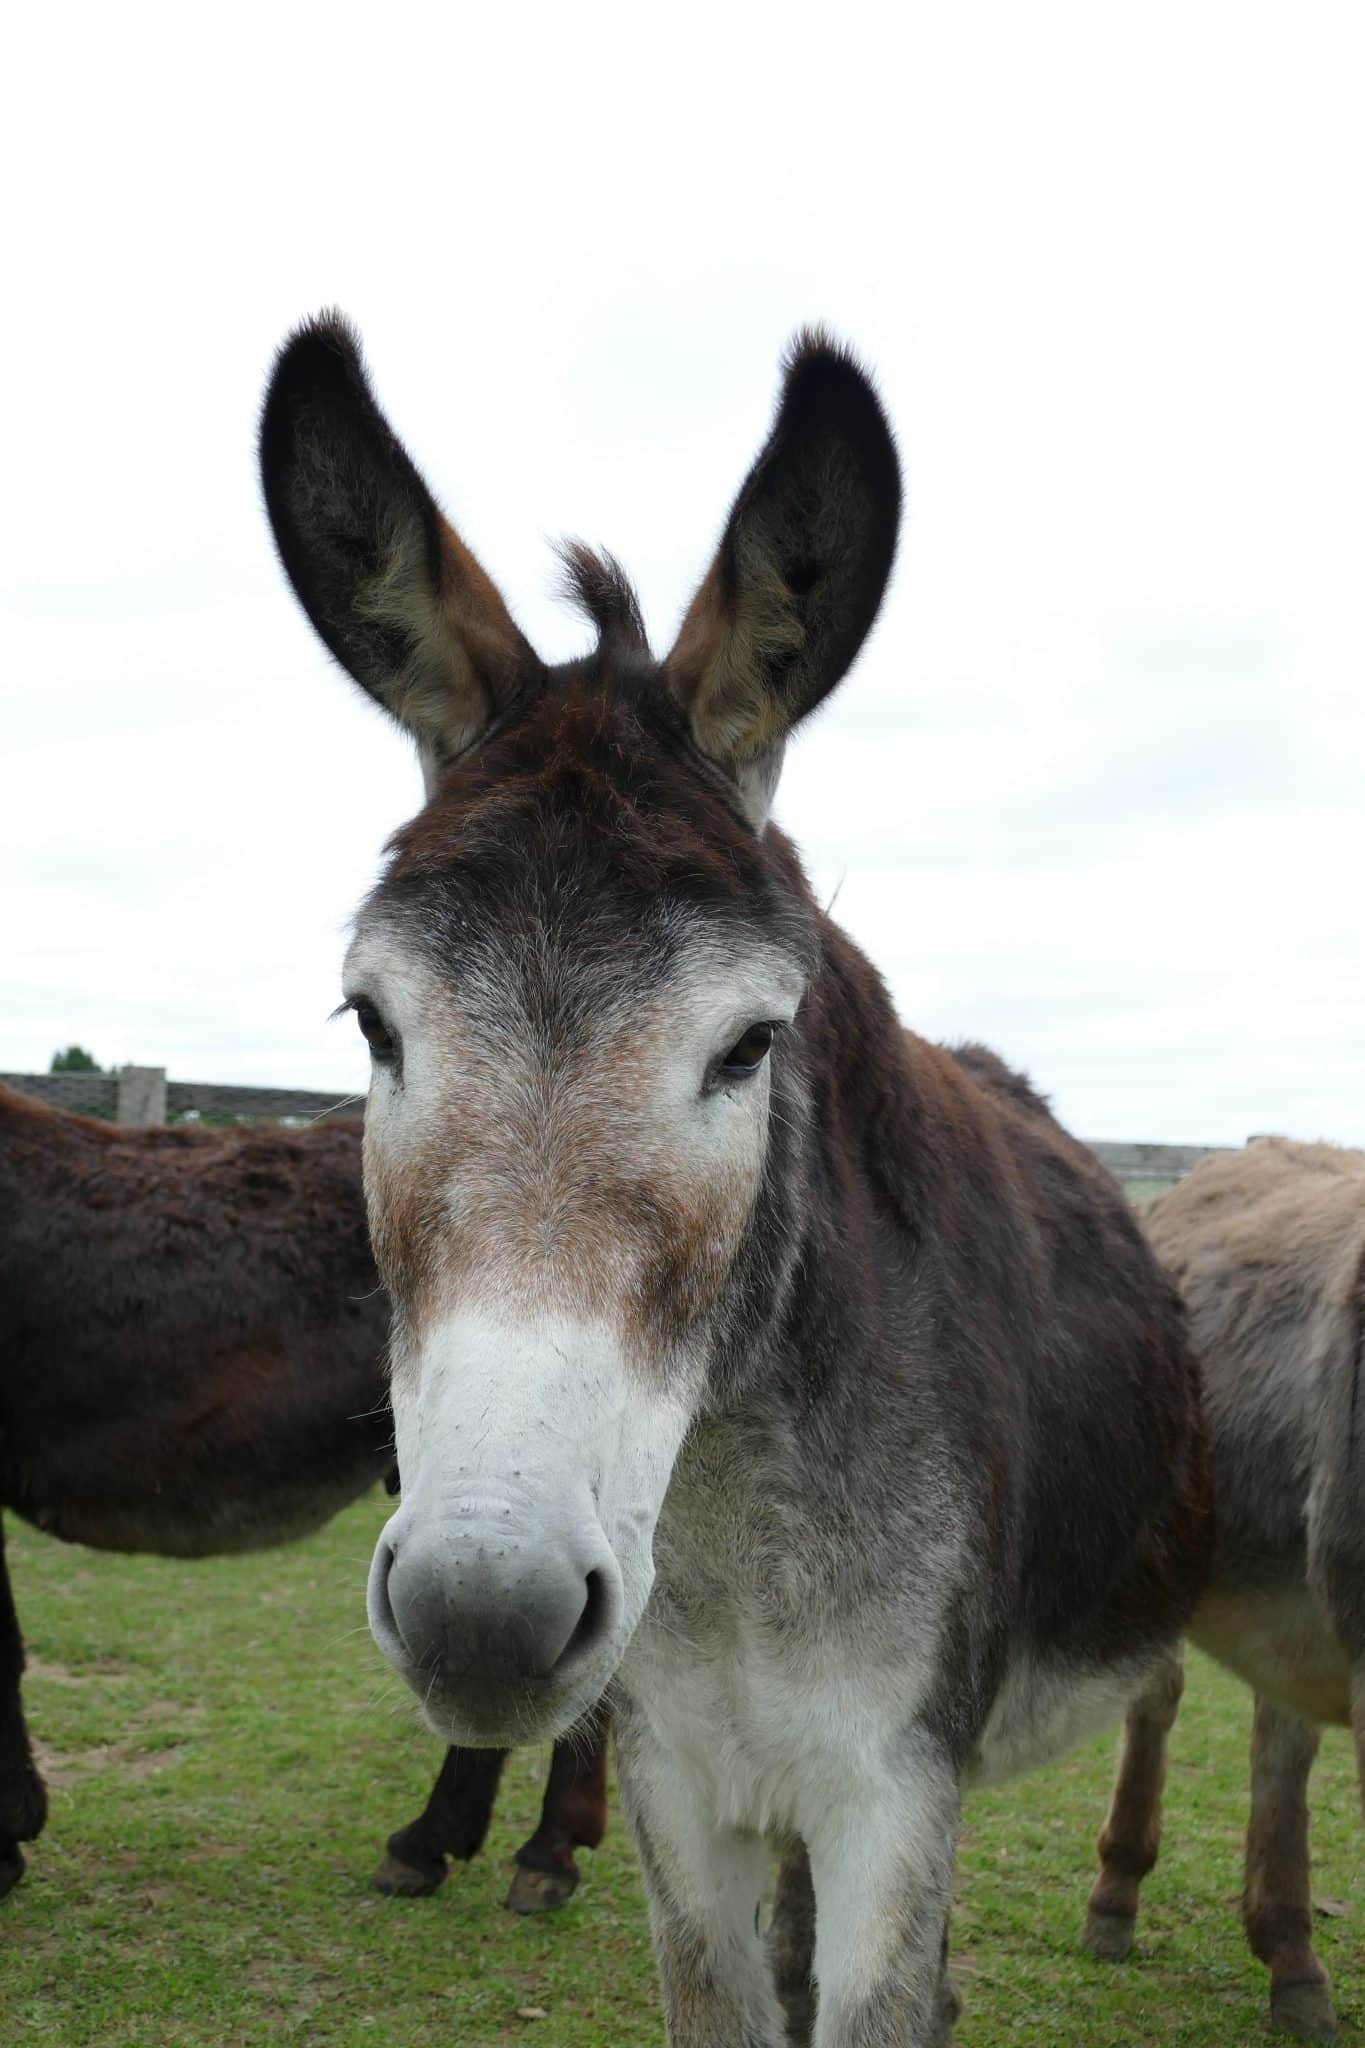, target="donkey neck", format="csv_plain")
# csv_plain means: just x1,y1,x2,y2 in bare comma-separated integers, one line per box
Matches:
659,919,954,1569
654,902,1052,1620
